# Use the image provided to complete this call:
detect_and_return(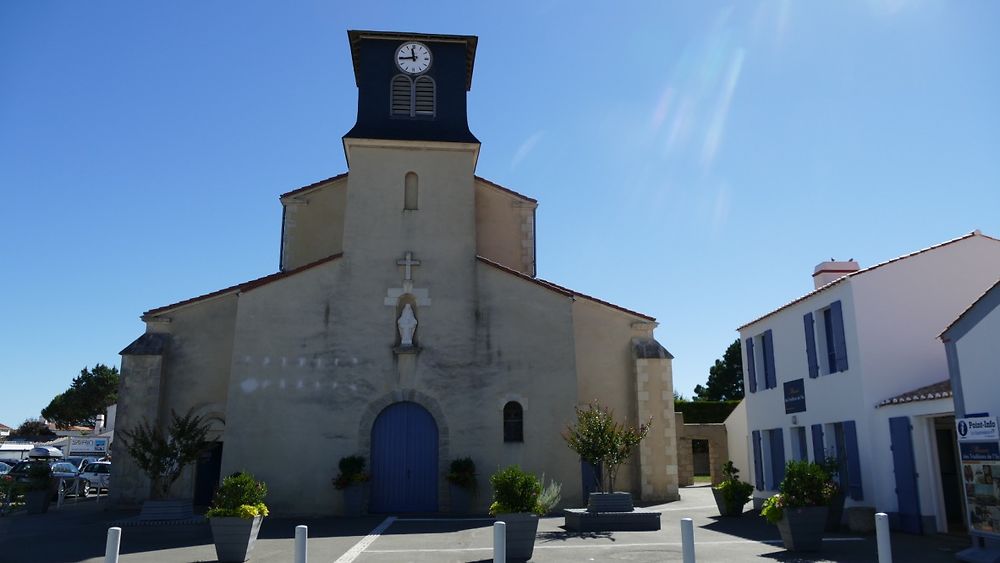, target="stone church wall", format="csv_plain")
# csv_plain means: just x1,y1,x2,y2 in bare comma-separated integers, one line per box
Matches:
280,176,348,271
